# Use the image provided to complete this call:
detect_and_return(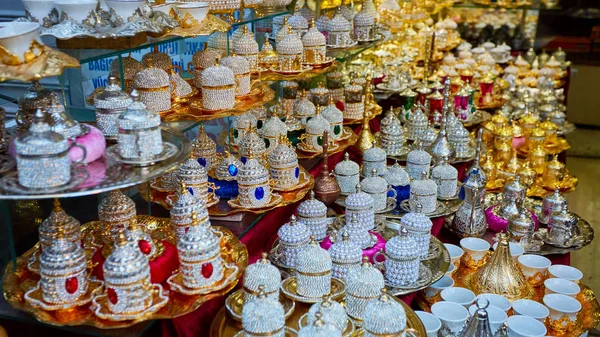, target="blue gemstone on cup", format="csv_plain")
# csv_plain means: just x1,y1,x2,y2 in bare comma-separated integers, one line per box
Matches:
228,164,238,176
187,187,194,195
255,187,264,200
241,156,247,164
197,157,207,167
295,166,300,178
